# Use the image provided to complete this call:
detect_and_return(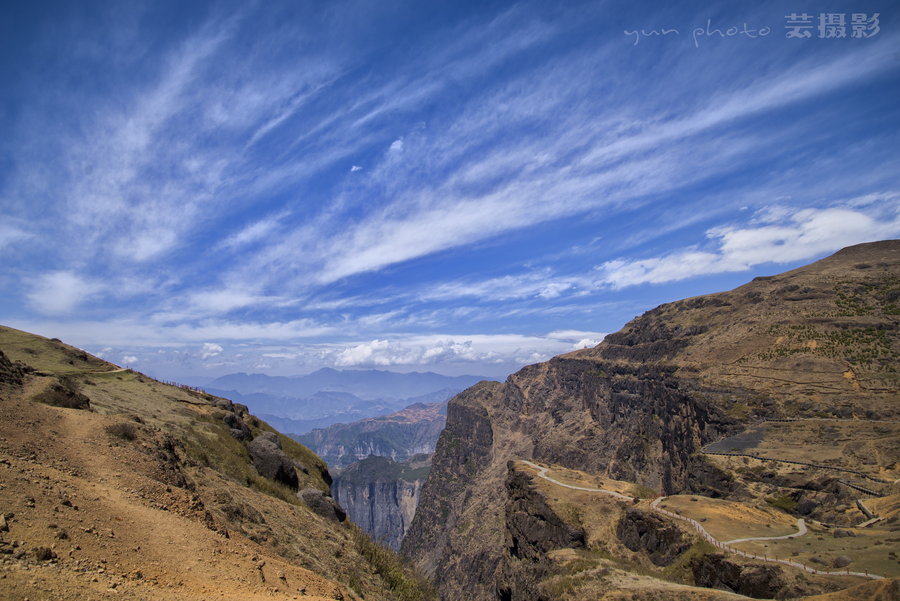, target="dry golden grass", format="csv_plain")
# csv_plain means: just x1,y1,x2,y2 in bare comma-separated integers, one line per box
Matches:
800,578,900,600
737,420,899,482
734,522,900,578
0,325,113,374
659,495,797,541
517,461,647,498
